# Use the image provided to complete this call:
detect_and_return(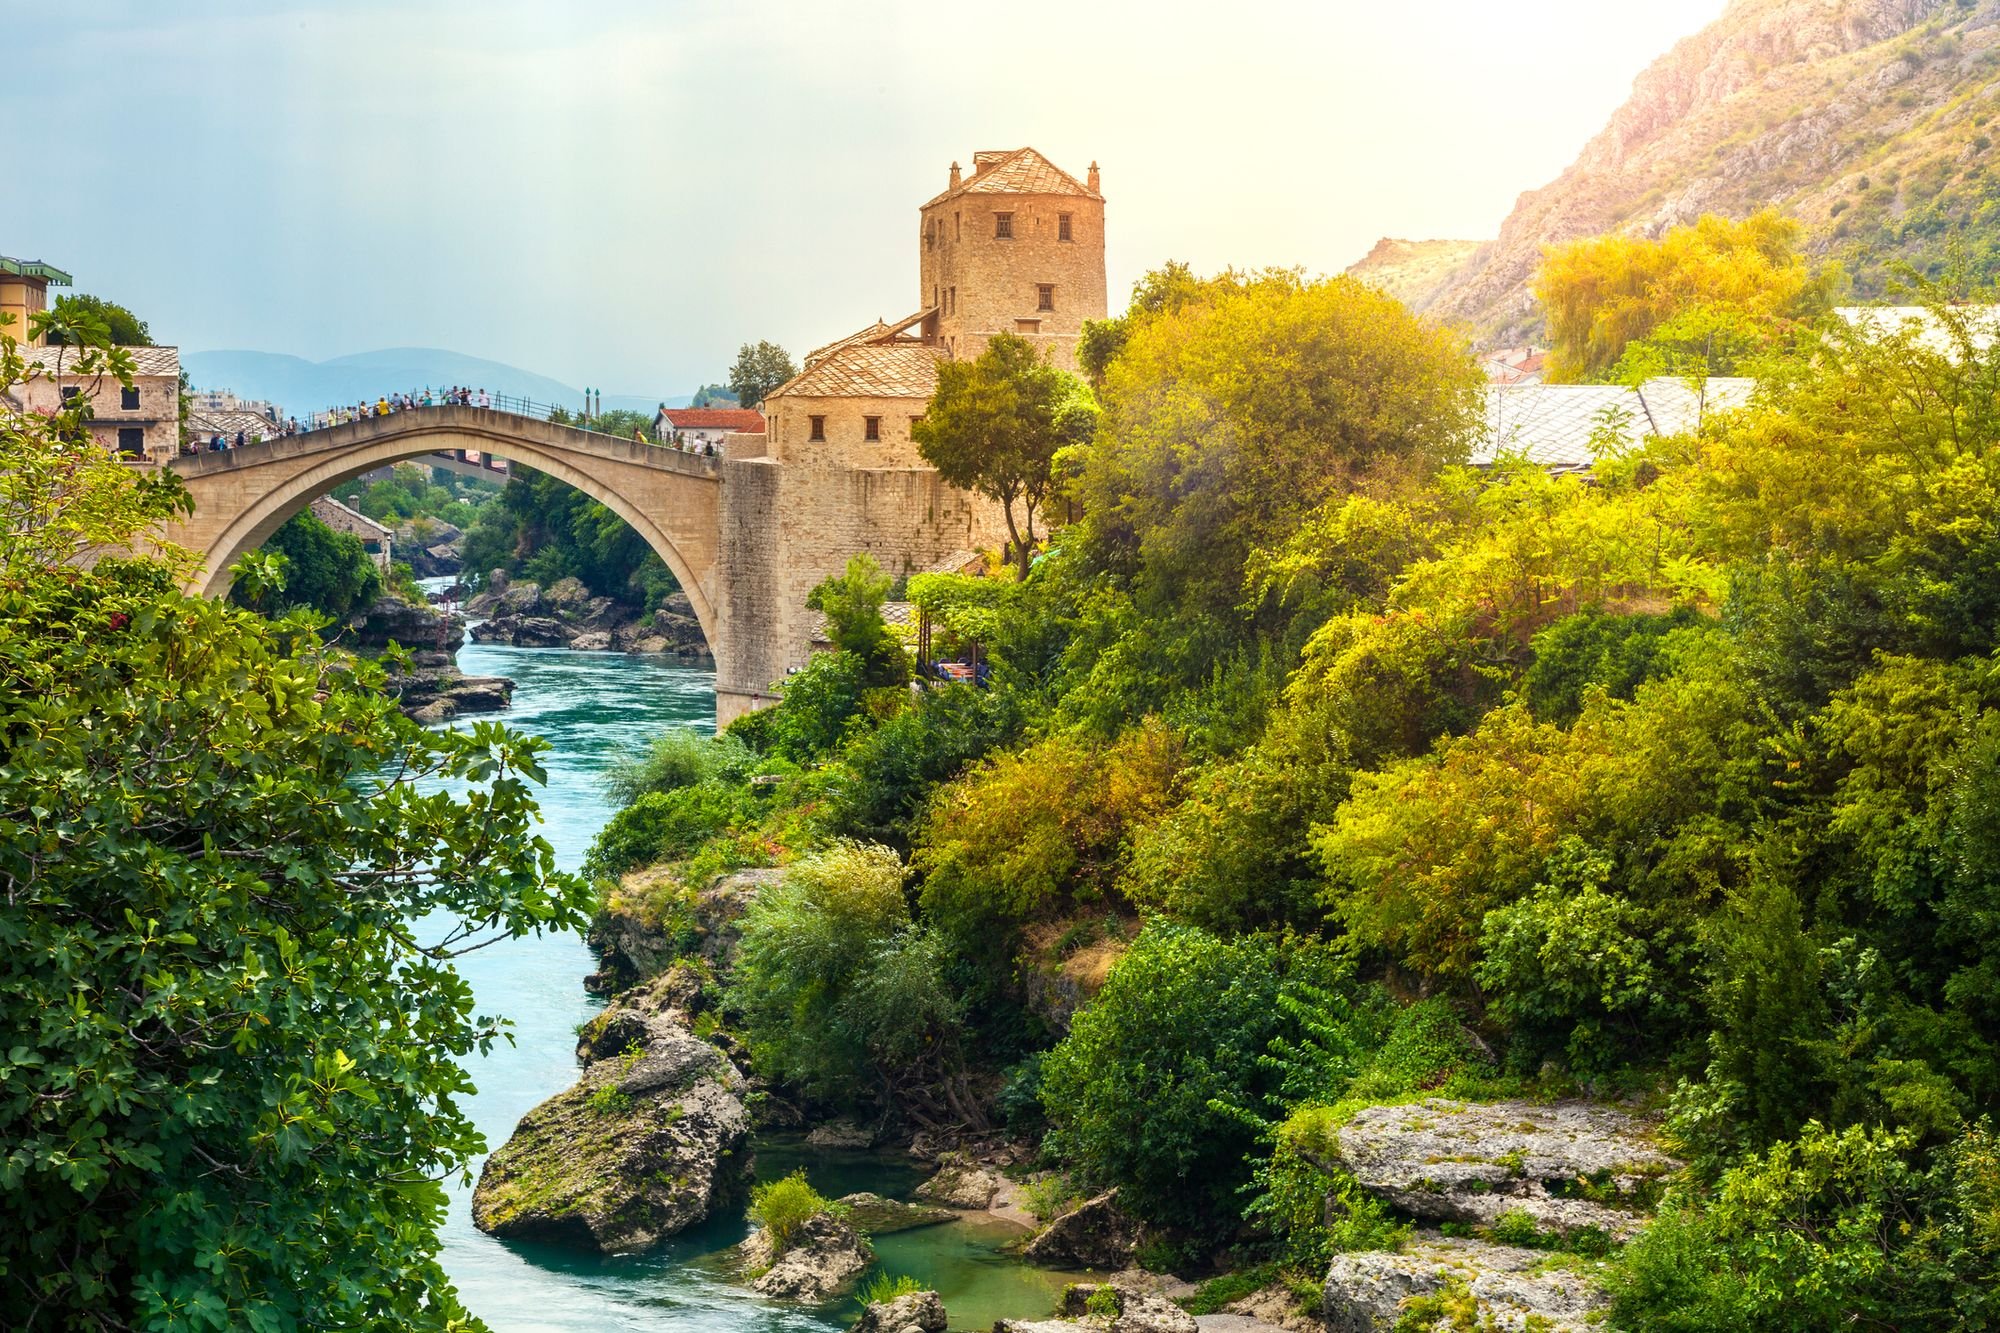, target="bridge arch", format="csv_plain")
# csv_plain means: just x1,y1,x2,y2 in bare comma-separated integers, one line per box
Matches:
169,409,724,656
